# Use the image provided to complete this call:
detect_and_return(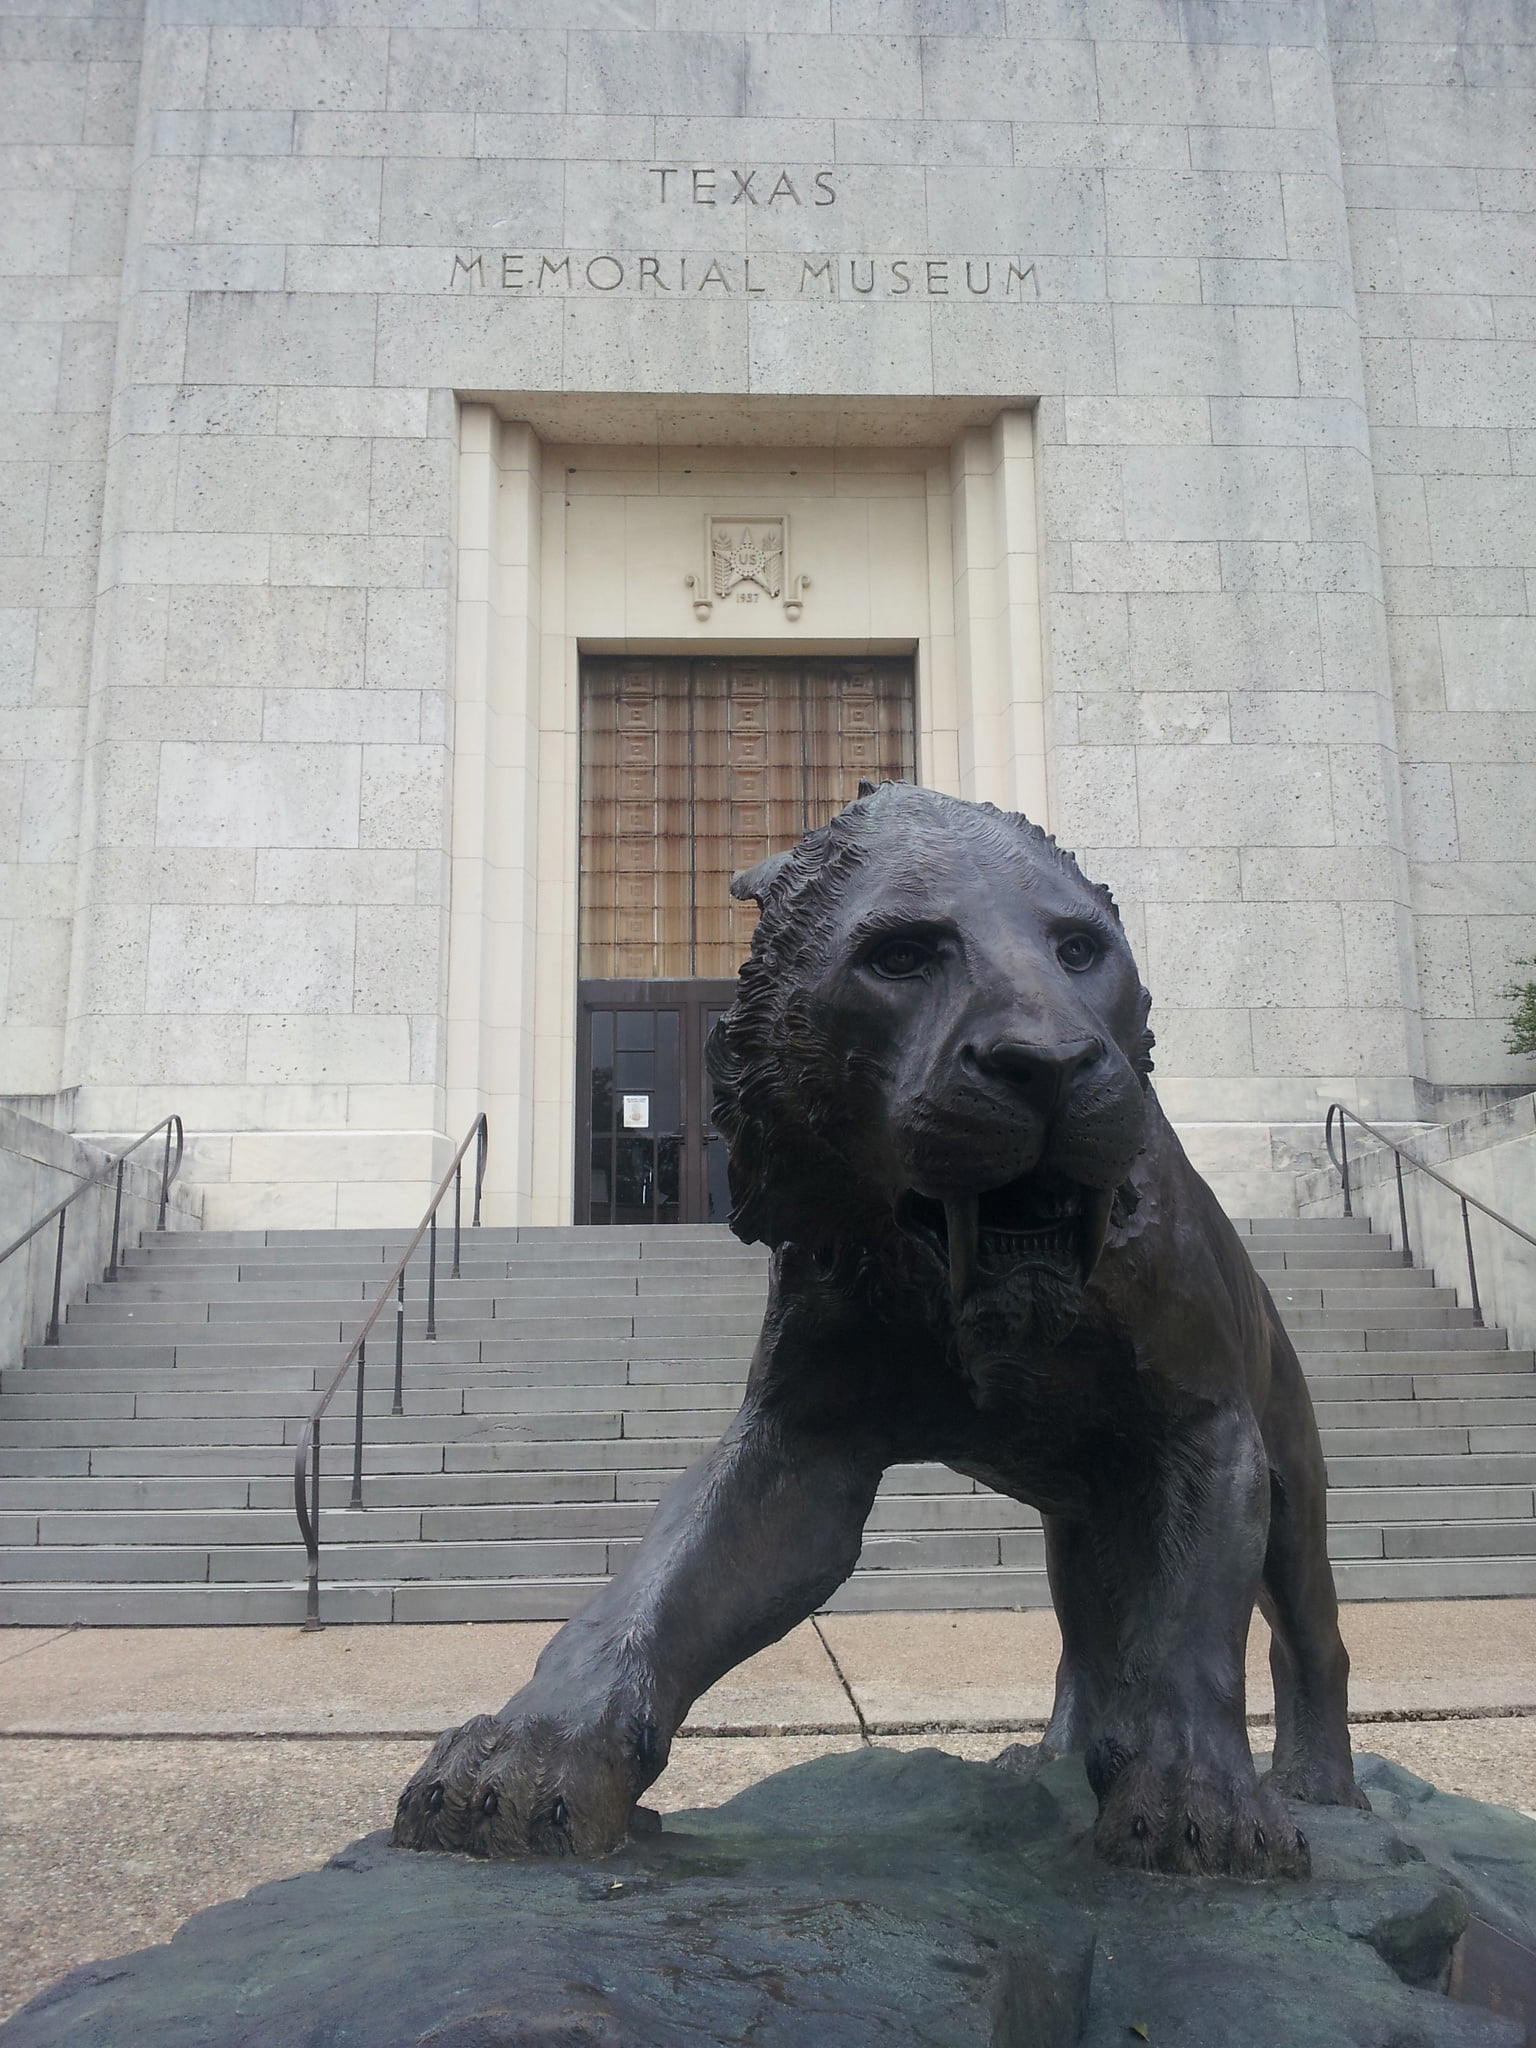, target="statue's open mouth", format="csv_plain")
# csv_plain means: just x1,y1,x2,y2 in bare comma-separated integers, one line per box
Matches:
895,1172,1115,1305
